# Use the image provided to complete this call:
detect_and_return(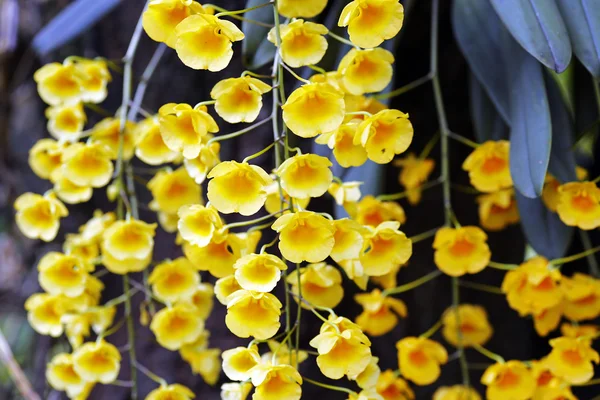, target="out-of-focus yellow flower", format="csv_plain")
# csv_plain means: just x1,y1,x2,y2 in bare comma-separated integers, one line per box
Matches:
441,304,492,347
226,290,281,340
283,82,345,138
78,210,115,243
339,258,369,290
177,204,222,247
371,263,402,290
214,275,242,305
183,232,242,278
263,340,309,367
344,95,387,121
148,167,201,215
561,322,599,338
329,181,362,207
207,161,272,215
338,48,394,95
352,195,406,227
376,370,414,400
101,219,156,274
339,0,404,48
353,356,382,389
481,360,535,400
184,347,221,385
134,116,179,165
396,337,447,385
393,153,435,205
34,62,82,105
268,19,328,67
89,117,136,160
355,109,413,164
556,181,600,230
529,360,563,400
476,189,519,231
276,153,333,199
72,276,104,311
331,218,367,263
46,353,86,398
221,382,252,400
222,345,261,381
264,180,310,215
159,103,219,159
310,317,372,379
543,168,588,212
63,234,99,262
211,76,271,123
45,103,86,142
72,340,121,384
62,306,116,348
546,336,600,384
188,283,214,319
462,140,512,192
38,252,92,297
433,226,490,277
533,305,563,337
149,257,200,303
25,293,69,336
501,256,562,316
61,142,114,187
142,0,208,47
14,192,68,242
561,273,600,321
175,14,244,71
250,363,303,400
28,138,65,180
52,169,93,205
288,263,344,309
278,0,327,18
233,253,287,292
433,385,481,400
348,388,384,400
74,59,111,103
146,384,195,400
360,221,411,276
316,120,368,168
184,142,220,184
355,289,407,336
272,211,335,263
150,303,205,350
